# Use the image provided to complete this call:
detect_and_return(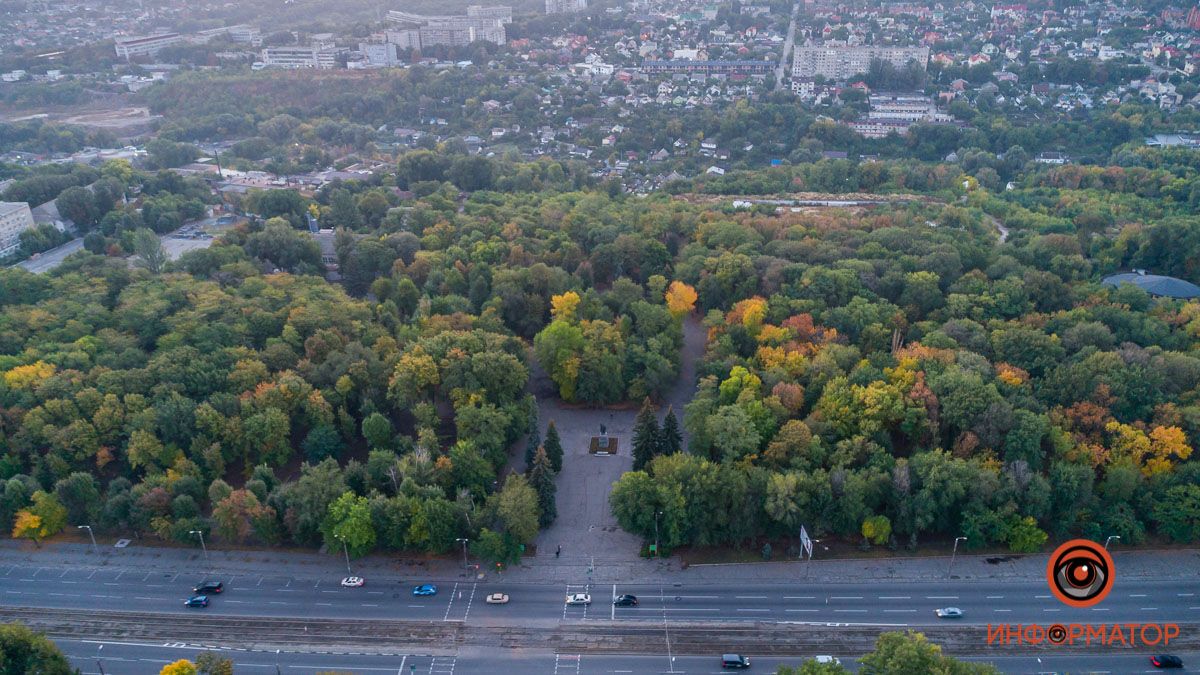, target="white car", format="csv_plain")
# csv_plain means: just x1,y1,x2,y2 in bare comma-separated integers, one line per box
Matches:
565,593,592,606
935,607,963,618
485,593,510,604
813,656,841,665
341,577,365,587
